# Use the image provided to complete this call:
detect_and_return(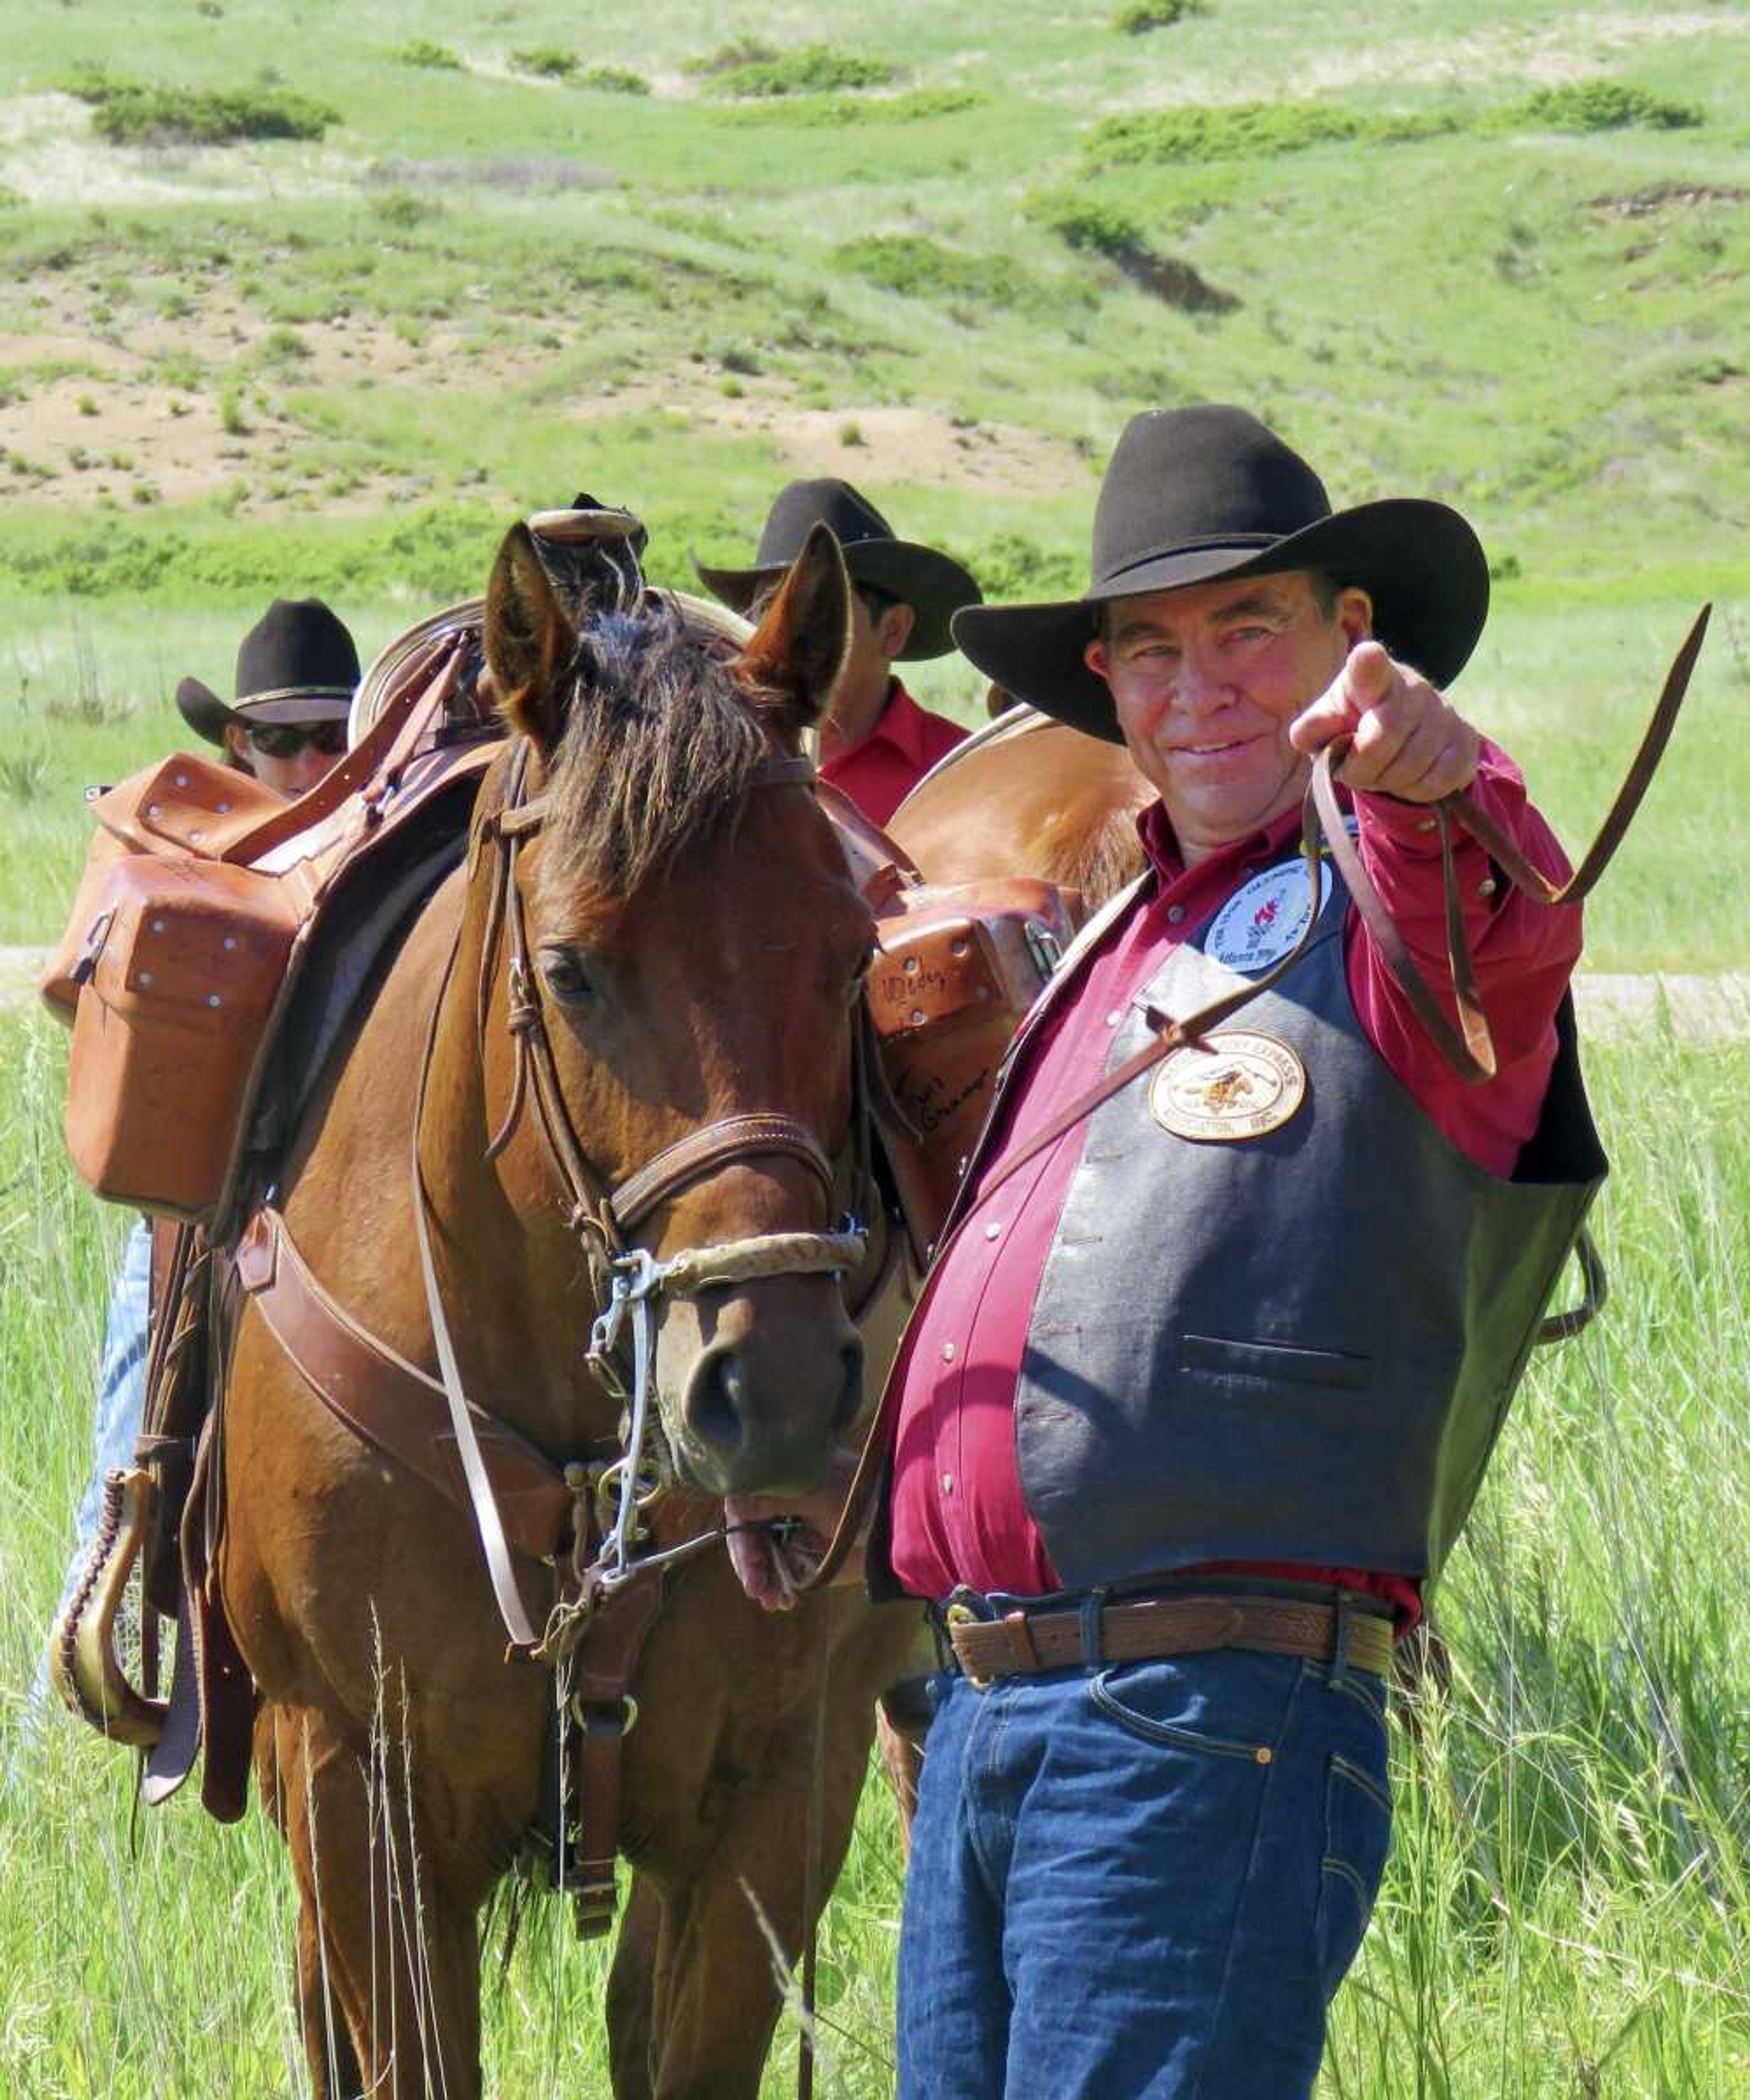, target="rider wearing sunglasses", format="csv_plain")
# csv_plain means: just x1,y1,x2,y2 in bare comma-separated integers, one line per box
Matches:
17,597,362,1766
175,596,360,796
